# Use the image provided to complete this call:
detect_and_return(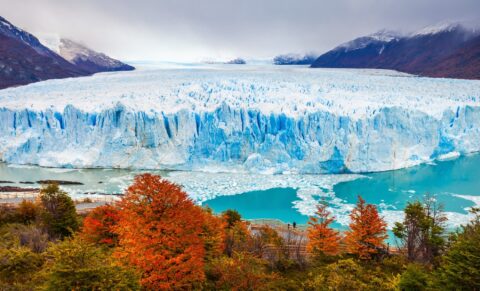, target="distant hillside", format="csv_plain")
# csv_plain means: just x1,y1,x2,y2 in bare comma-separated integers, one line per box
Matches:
273,53,318,65
311,23,480,79
421,34,480,79
41,37,134,74
0,16,134,89
225,58,246,64
0,16,84,89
